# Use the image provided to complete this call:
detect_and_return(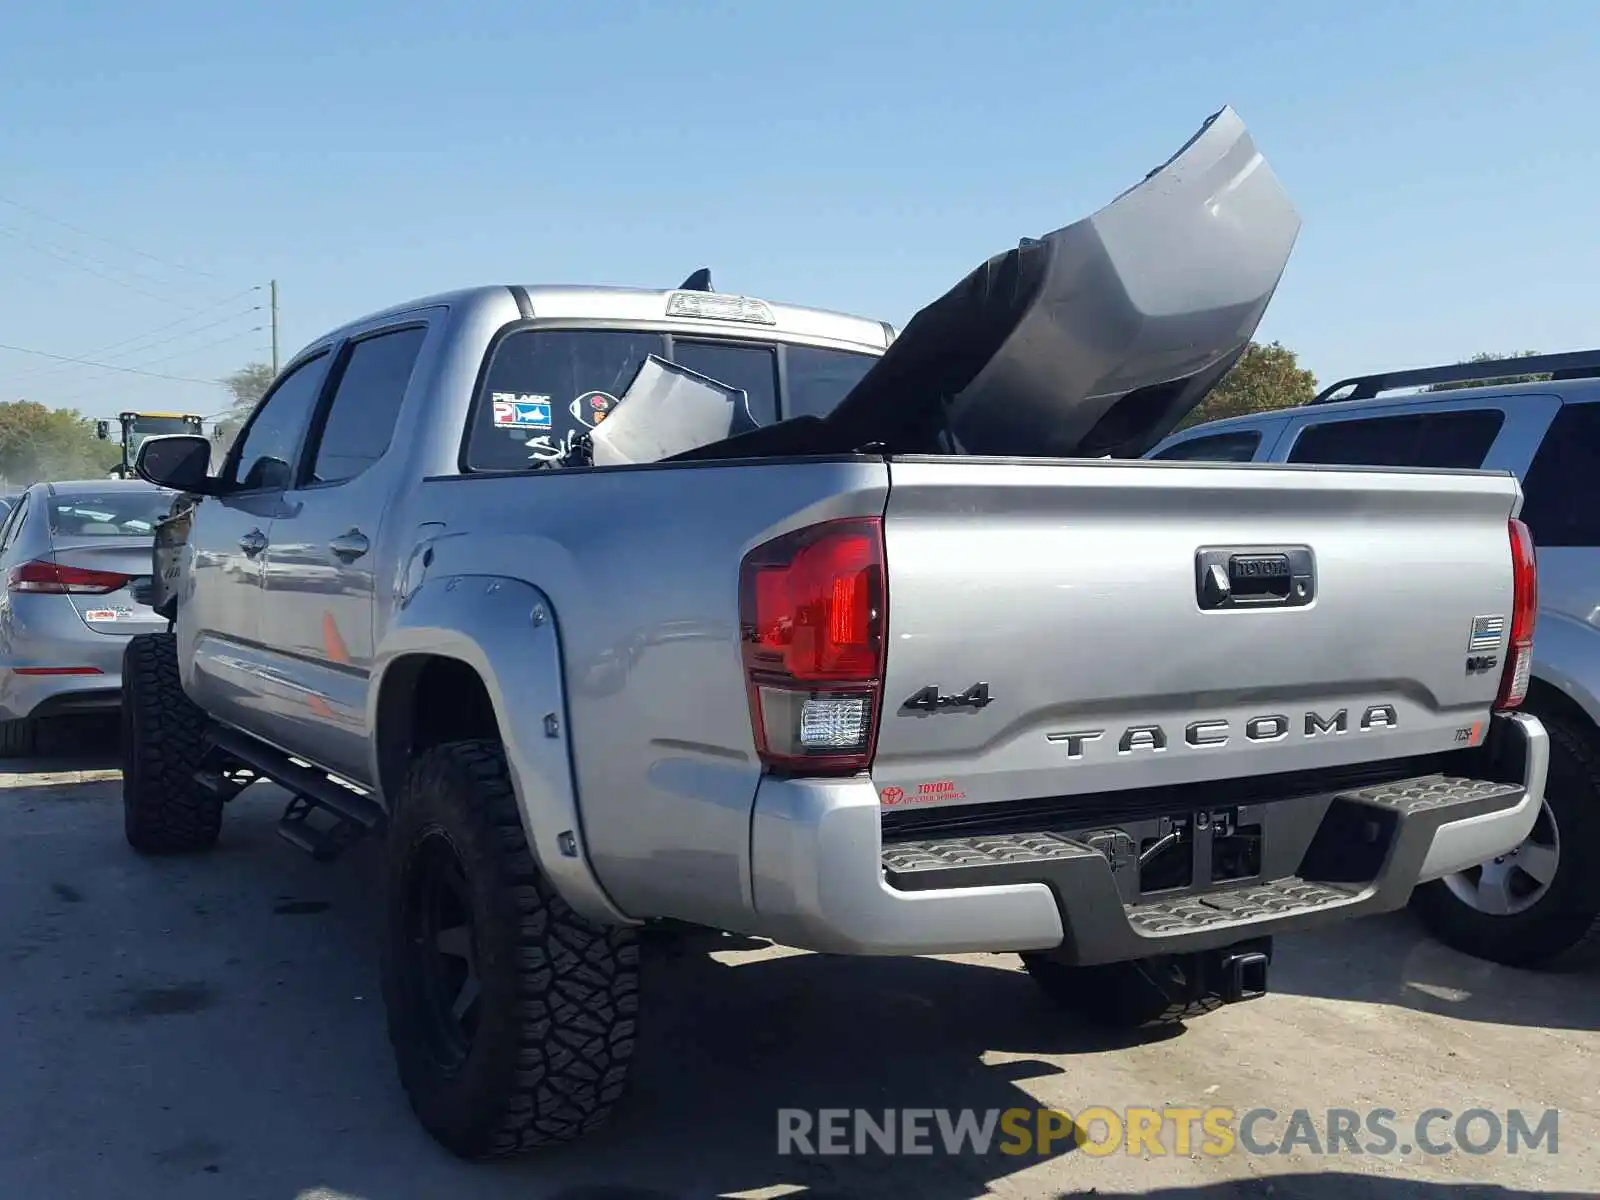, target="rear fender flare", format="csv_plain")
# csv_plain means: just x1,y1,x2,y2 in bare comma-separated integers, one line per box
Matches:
369,572,635,926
